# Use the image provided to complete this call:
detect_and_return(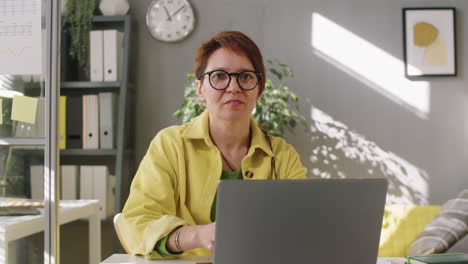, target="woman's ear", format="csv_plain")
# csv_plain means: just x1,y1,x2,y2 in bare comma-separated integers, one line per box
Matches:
256,89,262,100
196,79,204,99
196,80,207,109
